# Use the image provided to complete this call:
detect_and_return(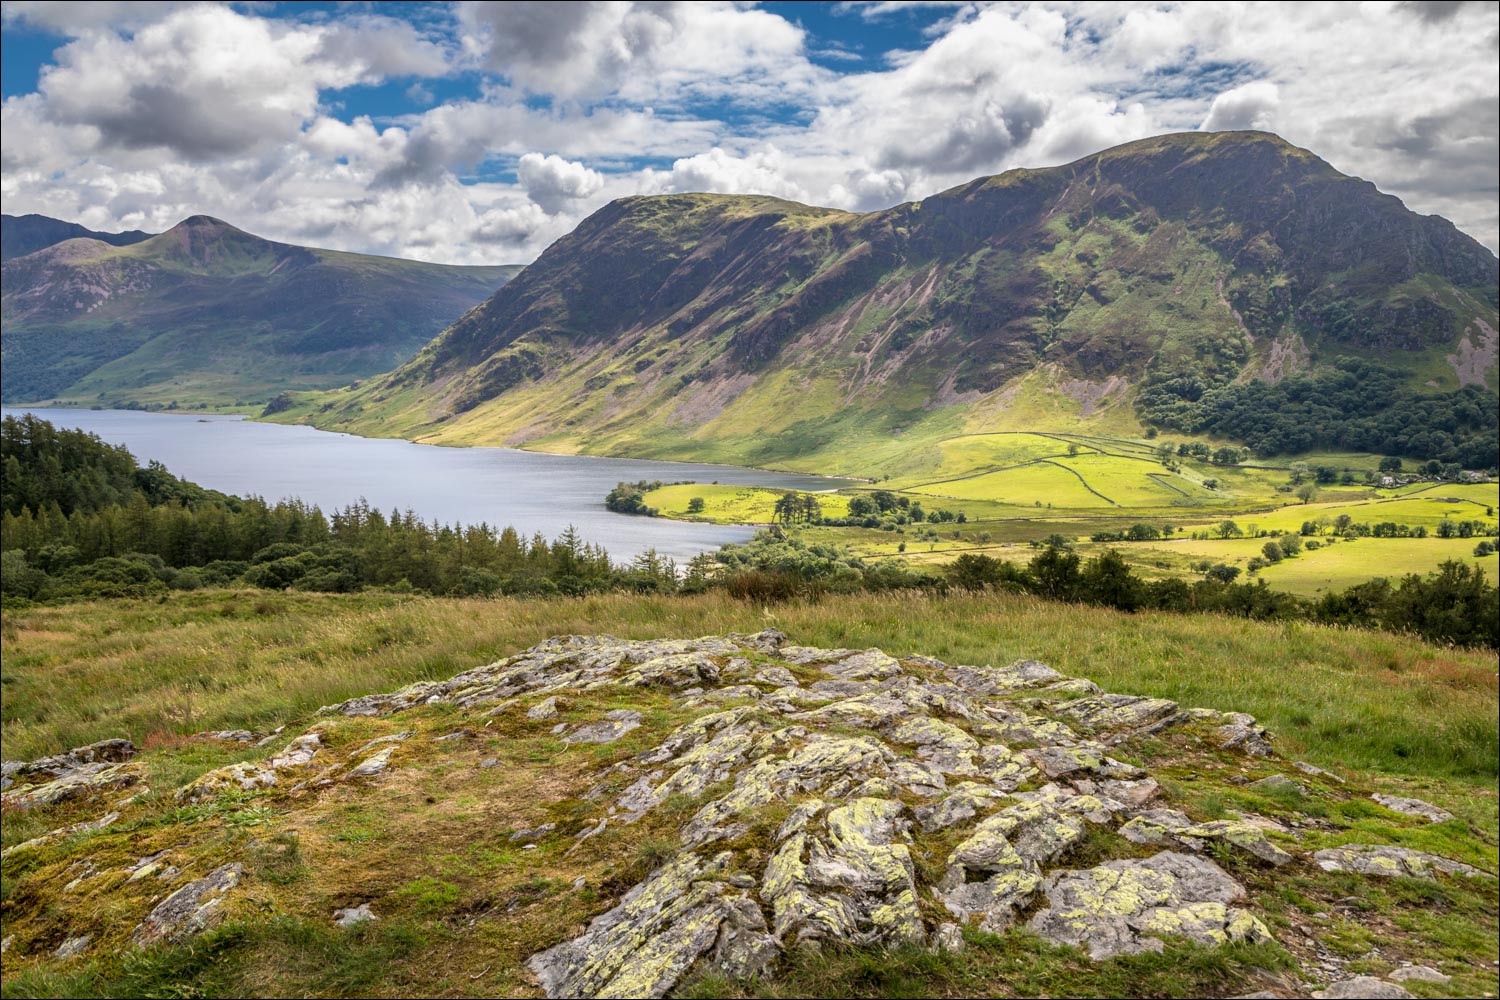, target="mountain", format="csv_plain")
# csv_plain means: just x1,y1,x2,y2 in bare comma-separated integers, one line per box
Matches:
285,131,1498,474
1,213,154,261
0,216,521,407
